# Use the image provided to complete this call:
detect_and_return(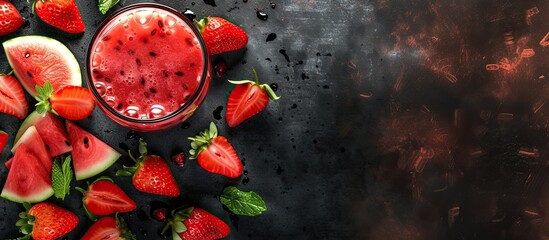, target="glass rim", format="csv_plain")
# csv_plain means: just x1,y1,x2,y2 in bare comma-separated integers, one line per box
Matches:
86,2,209,124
